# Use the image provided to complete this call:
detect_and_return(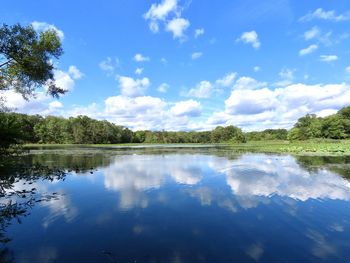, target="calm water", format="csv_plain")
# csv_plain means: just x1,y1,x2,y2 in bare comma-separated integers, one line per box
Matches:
1,146,350,263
